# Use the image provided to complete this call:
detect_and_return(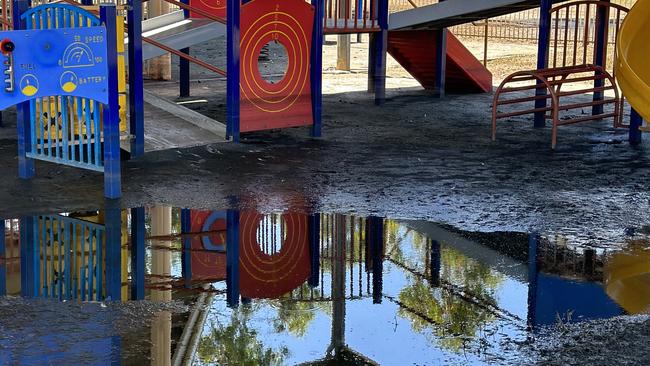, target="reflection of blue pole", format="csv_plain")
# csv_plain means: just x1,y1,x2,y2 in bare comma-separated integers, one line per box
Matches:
127,0,145,157
429,239,441,287
130,207,145,300
367,216,384,304
226,210,240,307
0,221,6,296
310,0,324,137
101,4,122,199
629,109,643,145
181,208,192,288
534,0,552,128
20,216,37,297
105,199,122,301
226,0,241,142
308,214,320,287
13,0,35,179
527,232,540,328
